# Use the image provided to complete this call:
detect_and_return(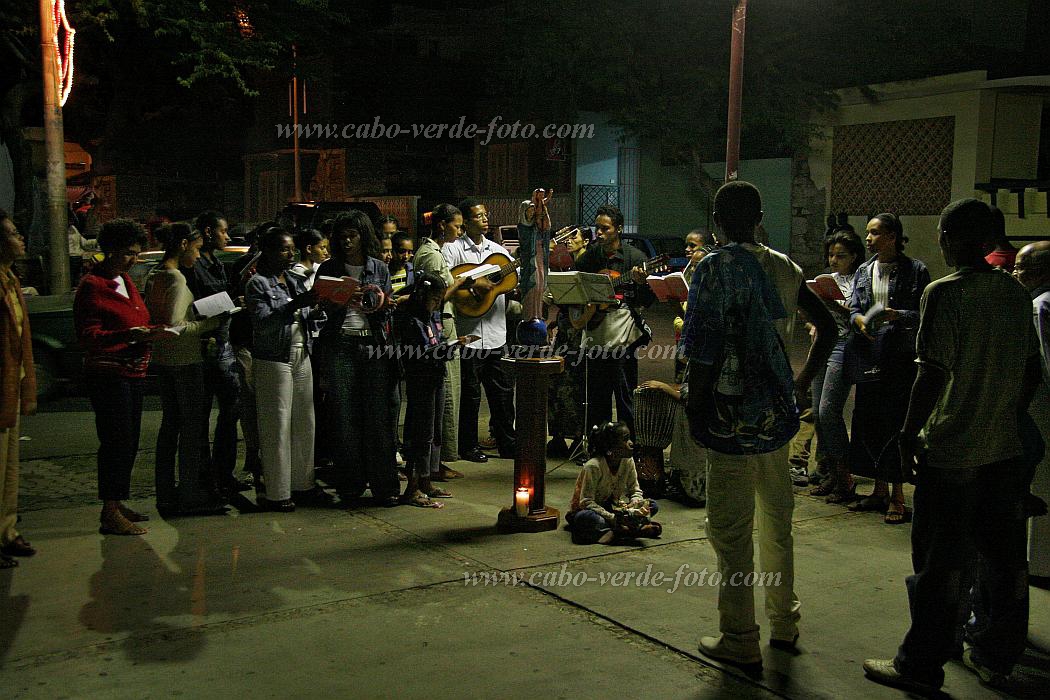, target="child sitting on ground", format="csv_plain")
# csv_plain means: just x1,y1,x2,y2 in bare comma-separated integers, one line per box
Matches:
567,421,662,544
